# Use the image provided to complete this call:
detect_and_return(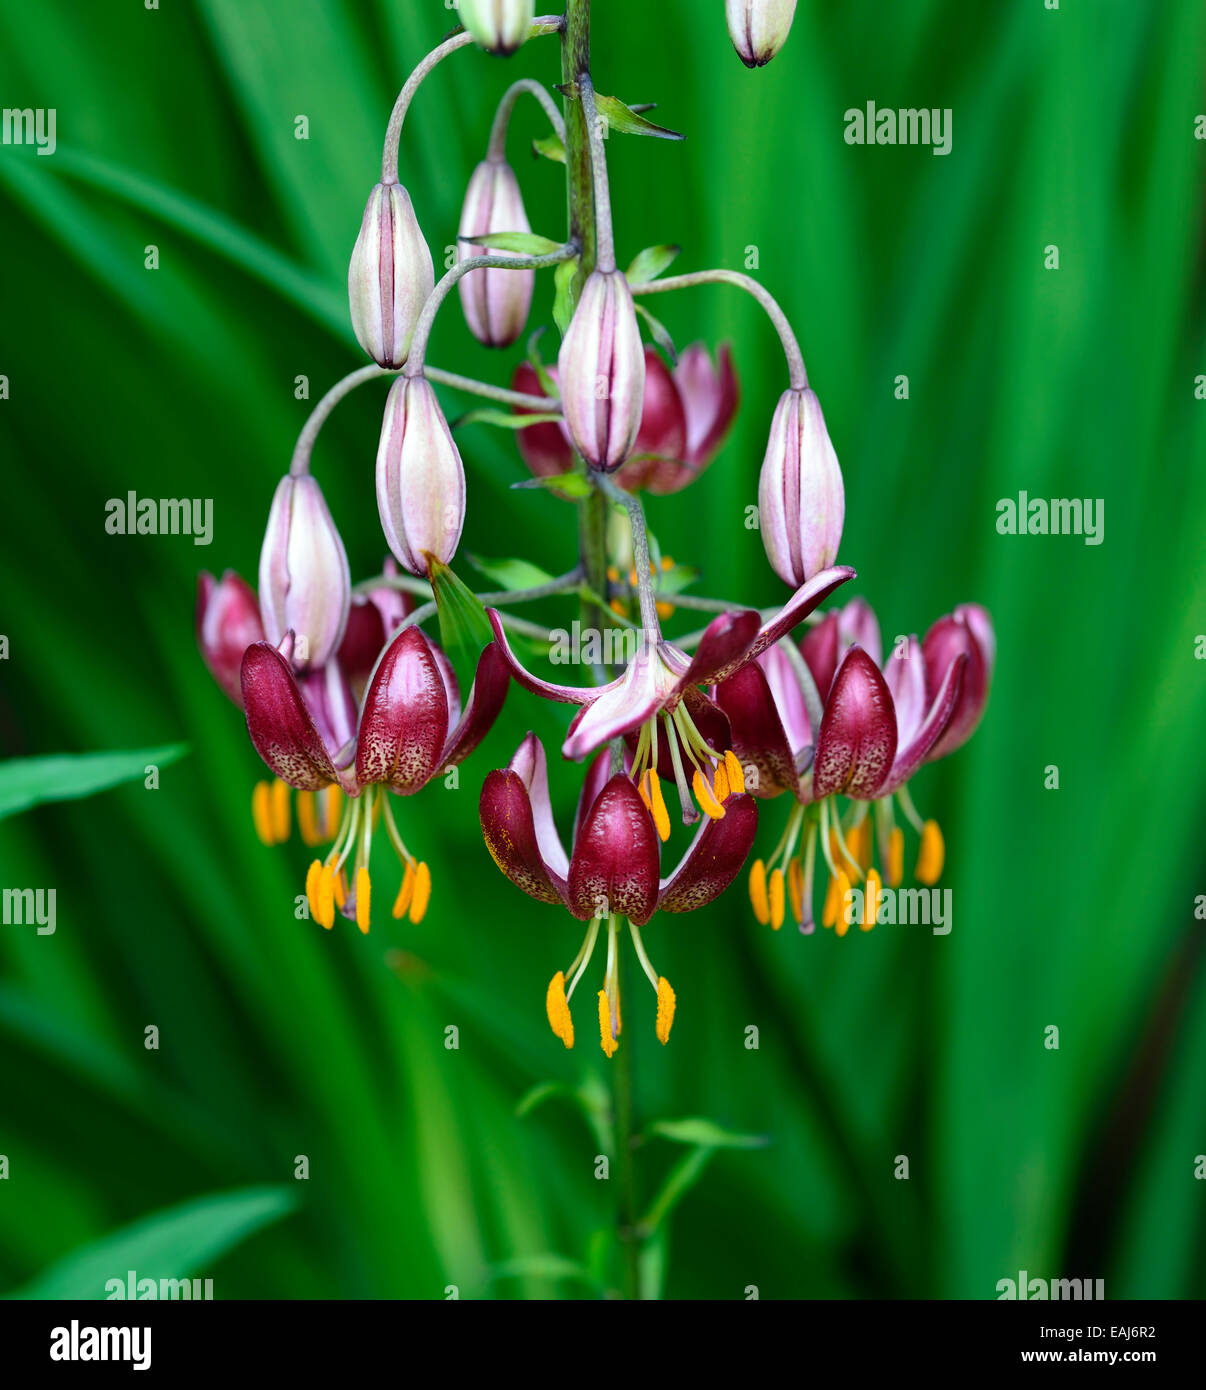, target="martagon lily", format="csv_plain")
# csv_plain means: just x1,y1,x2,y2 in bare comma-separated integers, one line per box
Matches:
480,734,757,1055
242,626,509,932
487,564,855,835
716,597,993,934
